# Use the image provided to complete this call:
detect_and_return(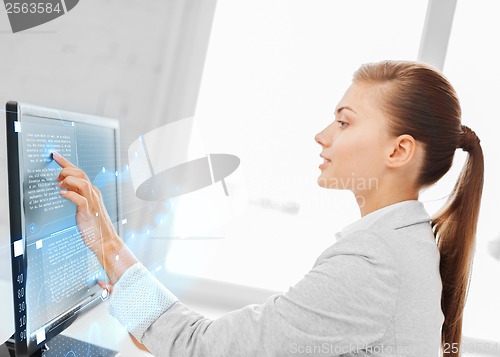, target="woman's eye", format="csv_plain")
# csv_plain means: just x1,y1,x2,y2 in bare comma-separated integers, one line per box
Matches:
336,120,348,129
